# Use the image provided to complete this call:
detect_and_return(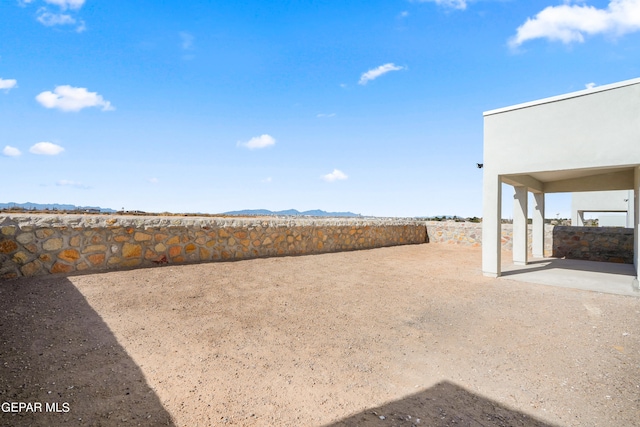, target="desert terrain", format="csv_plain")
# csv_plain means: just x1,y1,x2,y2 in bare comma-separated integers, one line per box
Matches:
1,244,639,426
